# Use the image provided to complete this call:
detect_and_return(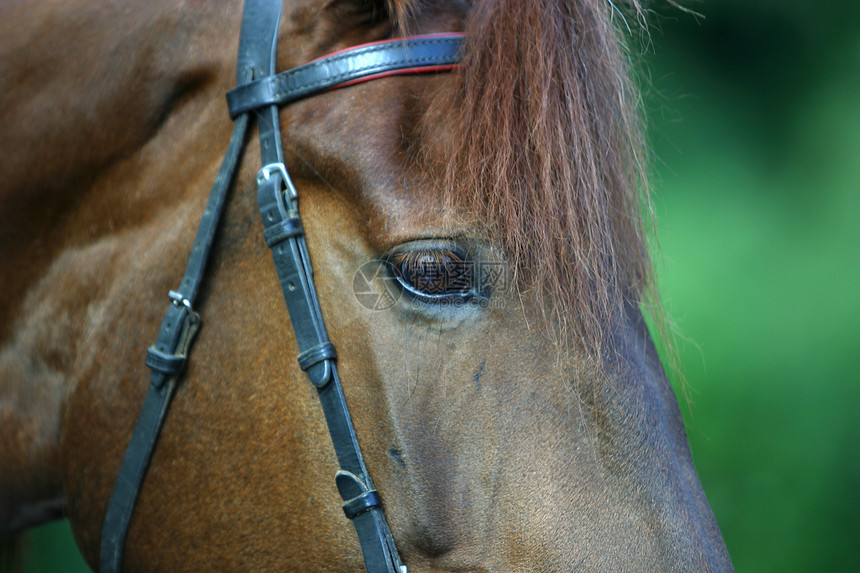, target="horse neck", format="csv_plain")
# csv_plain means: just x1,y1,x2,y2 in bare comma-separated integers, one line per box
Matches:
0,1,239,516
0,1,240,340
